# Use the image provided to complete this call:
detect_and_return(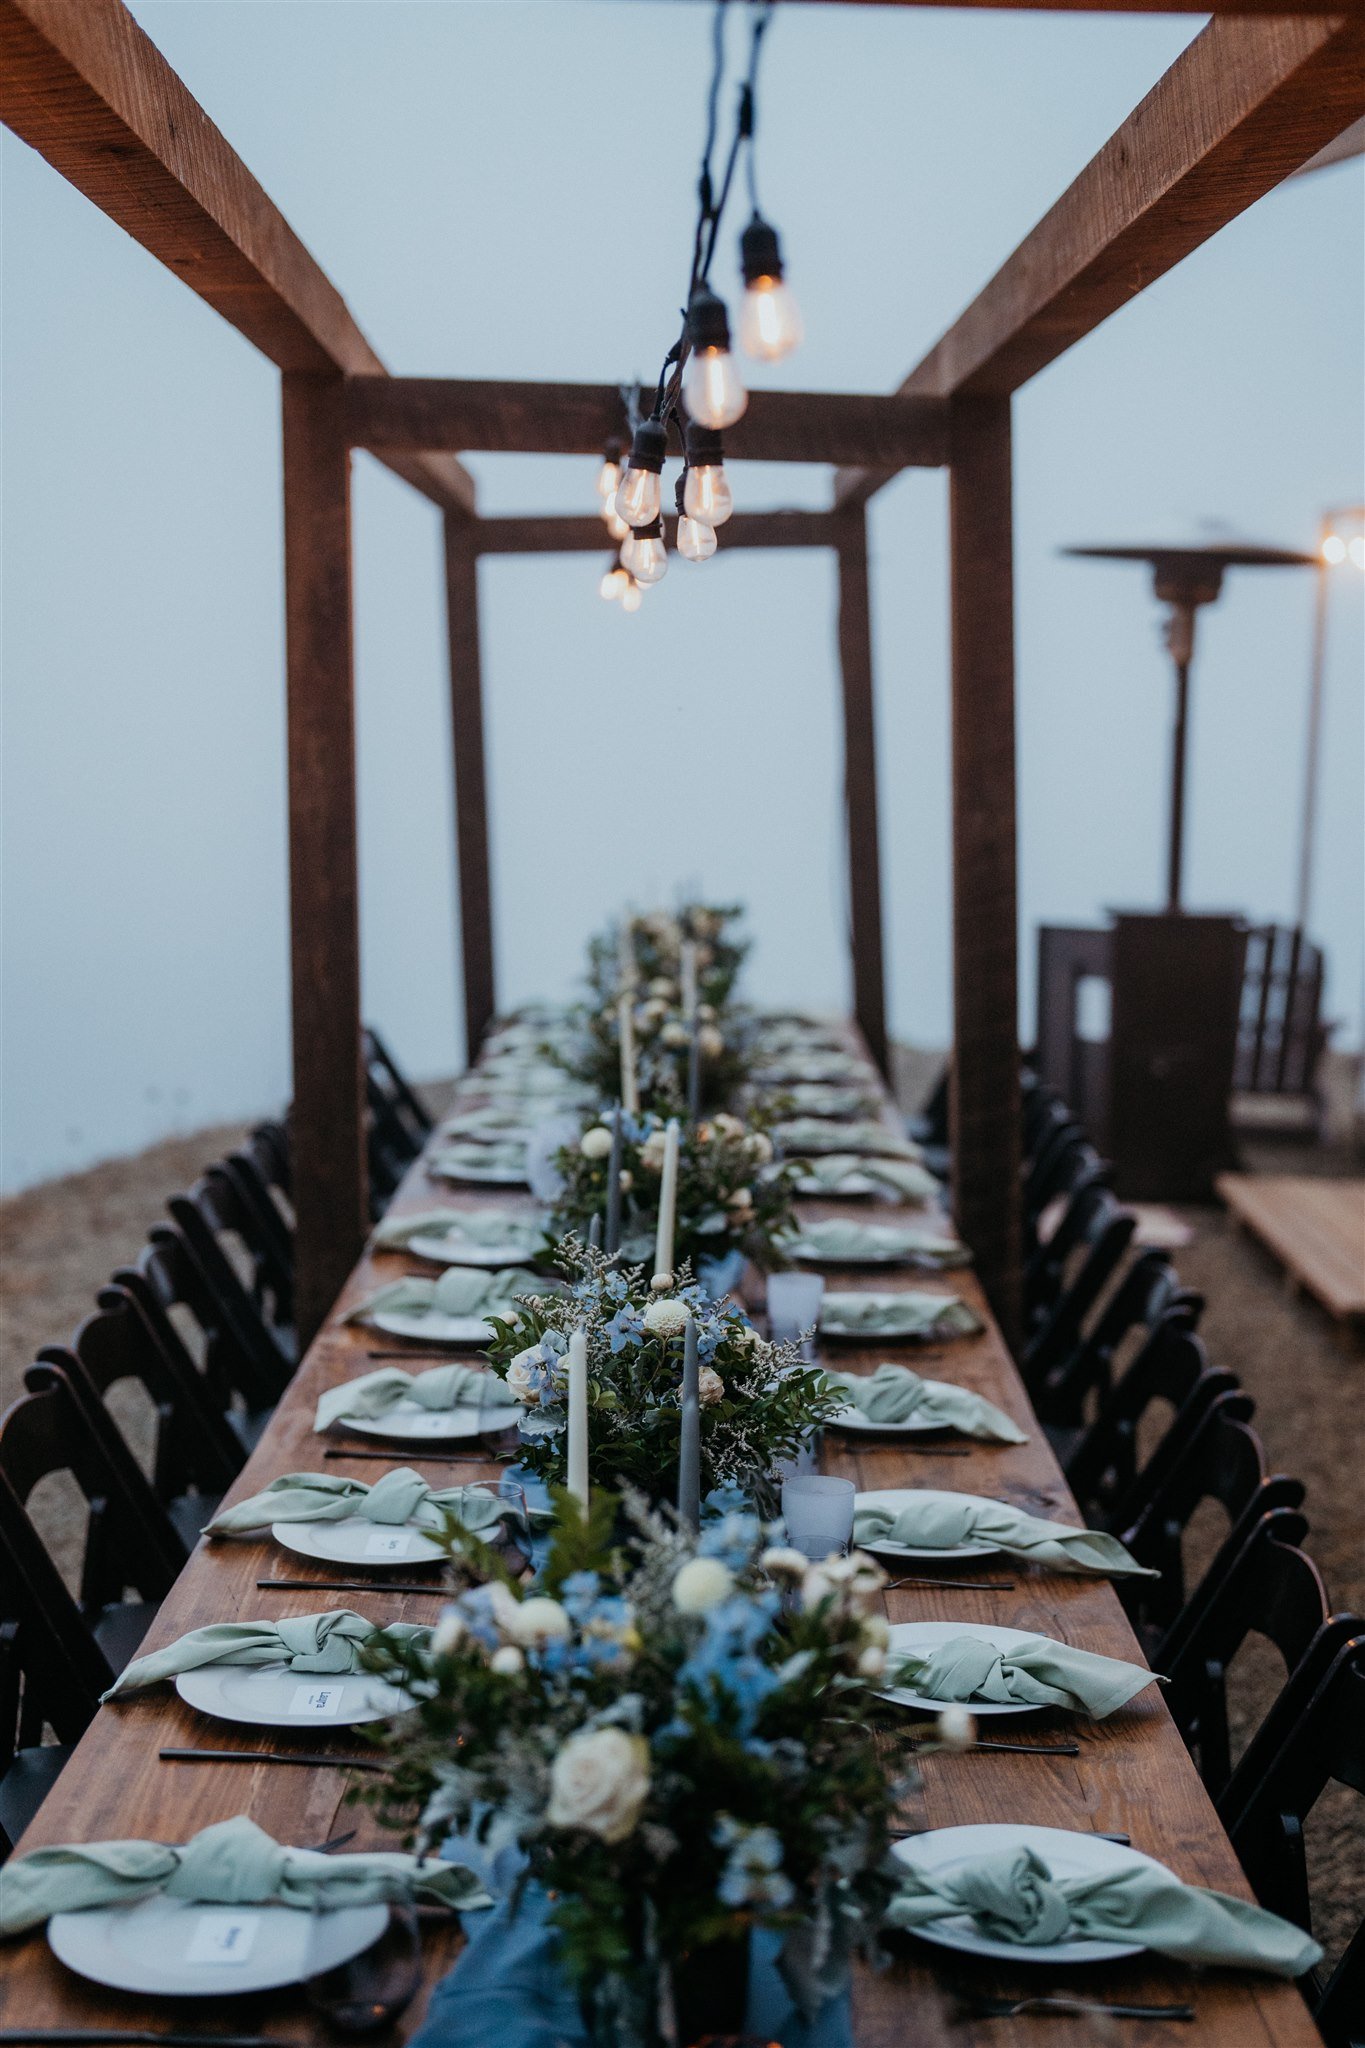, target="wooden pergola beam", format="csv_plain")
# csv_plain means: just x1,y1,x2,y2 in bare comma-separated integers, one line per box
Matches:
836,12,1365,509
442,521,496,1061
472,511,842,555
833,510,890,1078
346,378,949,471
759,0,1365,15
0,0,475,517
